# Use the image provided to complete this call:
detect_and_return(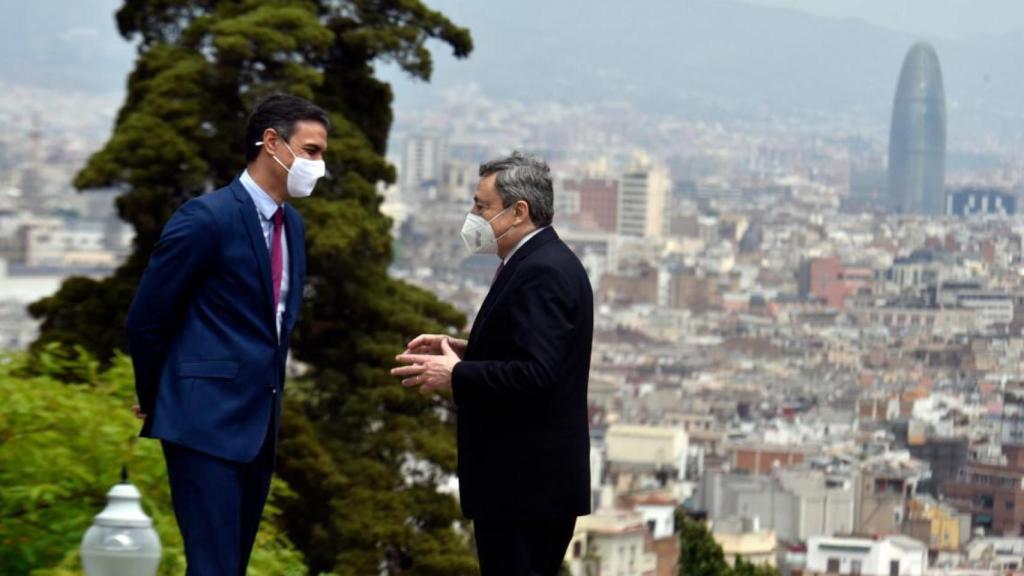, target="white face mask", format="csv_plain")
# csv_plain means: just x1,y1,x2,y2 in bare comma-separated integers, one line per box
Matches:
265,139,325,198
460,207,514,255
